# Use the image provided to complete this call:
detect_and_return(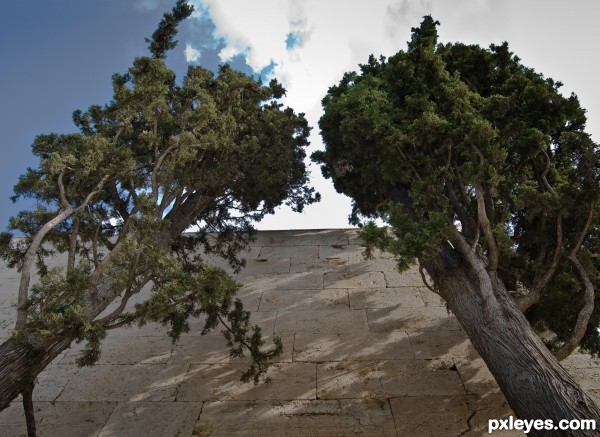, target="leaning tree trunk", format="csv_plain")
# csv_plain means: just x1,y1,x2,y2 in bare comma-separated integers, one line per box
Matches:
423,247,600,437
